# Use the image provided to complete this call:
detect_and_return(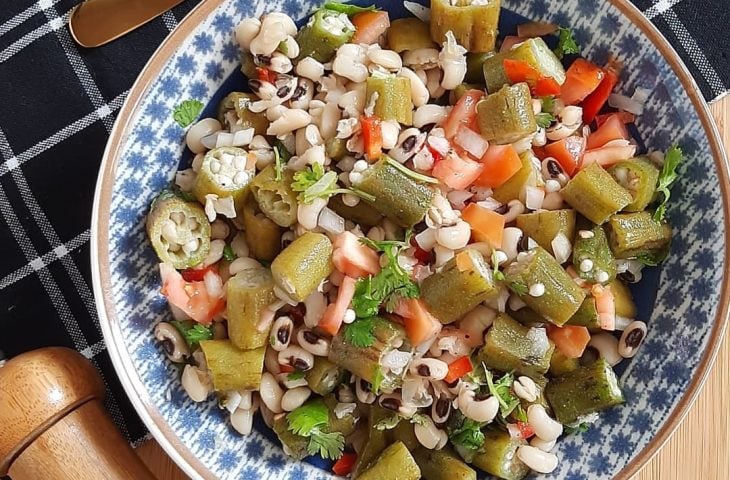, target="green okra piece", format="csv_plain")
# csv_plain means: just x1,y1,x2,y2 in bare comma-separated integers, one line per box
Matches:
192,146,255,214
242,194,283,262
609,279,637,319
453,83,485,102
249,164,298,227
608,157,660,212
387,18,436,52
328,194,384,228
322,394,357,437
482,37,566,93
572,224,616,284
605,211,672,260
430,0,500,53
491,151,541,204
305,357,347,396
477,83,537,145
296,9,355,63
507,305,547,327
516,209,576,257
146,190,211,269
388,420,420,452
199,340,265,391
329,317,406,392
357,441,421,480
550,348,580,376
561,163,633,225
354,405,392,477
477,313,554,378
366,74,413,125
466,52,494,83
325,137,348,162
466,429,530,480
566,297,601,329
240,51,258,79
271,232,333,302
356,157,435,228
272,414,309,460
217,92,268,135
226,267,277,350
412,448,477,480
421,249,498,324
505,246,586,326
545,358,624,425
